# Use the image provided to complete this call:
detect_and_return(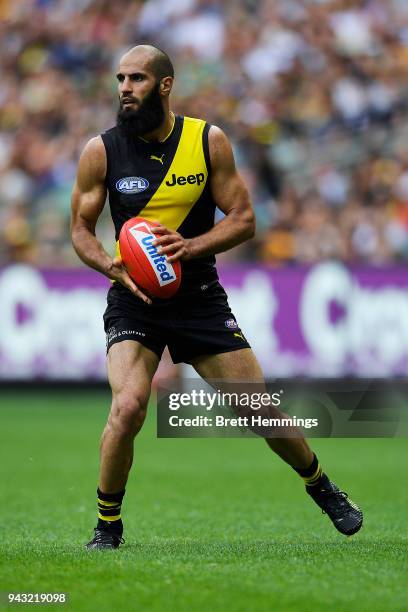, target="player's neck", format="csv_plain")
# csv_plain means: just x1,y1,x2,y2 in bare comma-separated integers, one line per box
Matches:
138,111,175,144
